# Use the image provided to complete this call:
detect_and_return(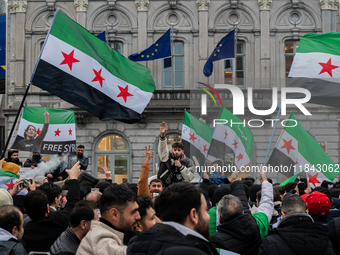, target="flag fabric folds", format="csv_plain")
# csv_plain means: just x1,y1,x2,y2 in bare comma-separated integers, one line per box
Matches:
0,14,5,79
0,170,27,195
203,30,235,77
207,107,254,171
181,110,214,166
267,112,337,188
96,31,106,43
287,32,340,108
128,29,171,62
30,10,156,123
11,107,76,154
